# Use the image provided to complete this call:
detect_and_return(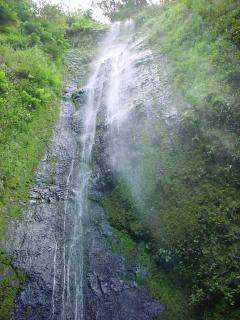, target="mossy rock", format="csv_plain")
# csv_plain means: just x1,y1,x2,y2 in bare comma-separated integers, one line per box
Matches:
0,253,26,320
